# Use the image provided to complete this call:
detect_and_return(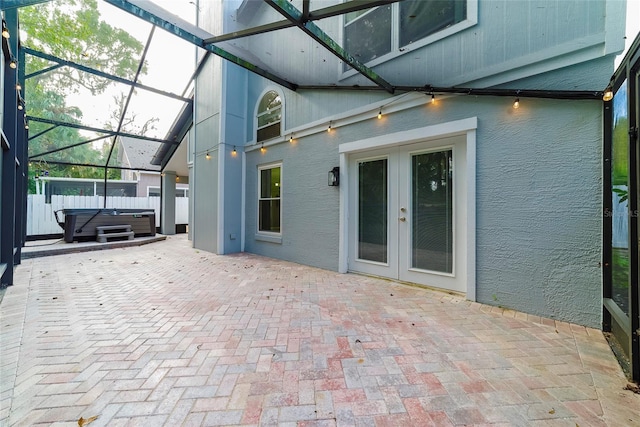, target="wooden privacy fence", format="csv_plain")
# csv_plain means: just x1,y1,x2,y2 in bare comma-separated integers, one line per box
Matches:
27,194,189,236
